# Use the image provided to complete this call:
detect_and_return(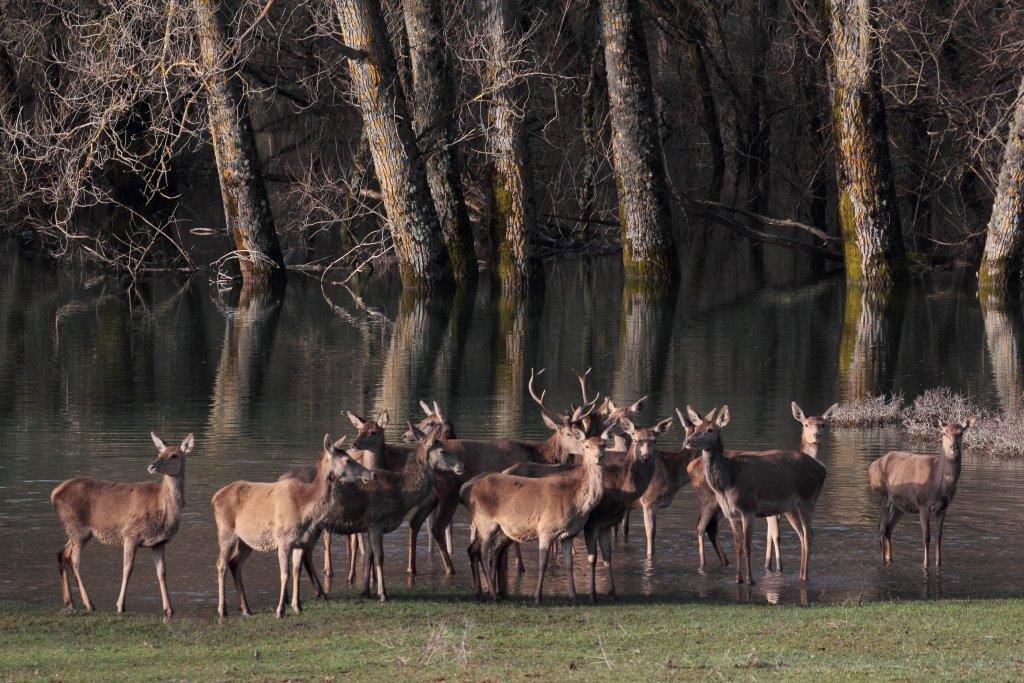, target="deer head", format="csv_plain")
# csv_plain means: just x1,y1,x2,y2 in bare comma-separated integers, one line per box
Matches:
148,432,194,477
570,423,613,467
347,410,389,452
530,367,600,458
682,405,731,451
402,401,456,442
932,416,975,457
407,423,465,475
675,407,699,442
322,434,375,484
601,396,648,449
620,416,673,461
791,402,838,446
